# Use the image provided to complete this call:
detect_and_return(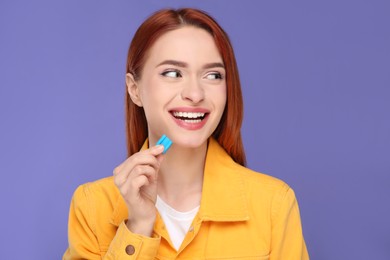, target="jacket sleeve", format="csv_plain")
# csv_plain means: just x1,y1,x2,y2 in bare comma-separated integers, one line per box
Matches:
63,185,160,260
270,186,309,260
